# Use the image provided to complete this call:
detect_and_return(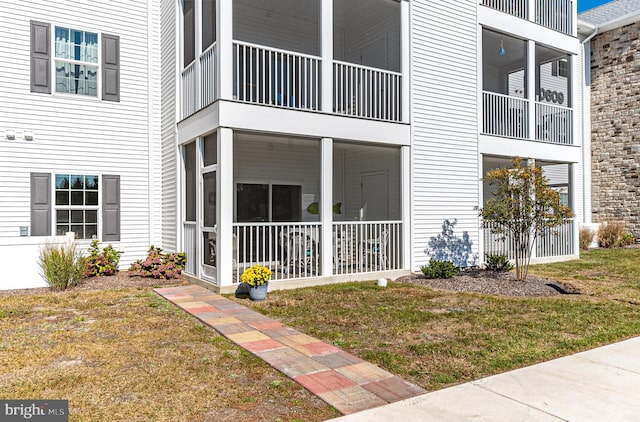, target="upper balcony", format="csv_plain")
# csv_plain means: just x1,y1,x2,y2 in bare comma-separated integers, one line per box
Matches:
480,0,574,35
181,0,408,124
481,28,574,147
